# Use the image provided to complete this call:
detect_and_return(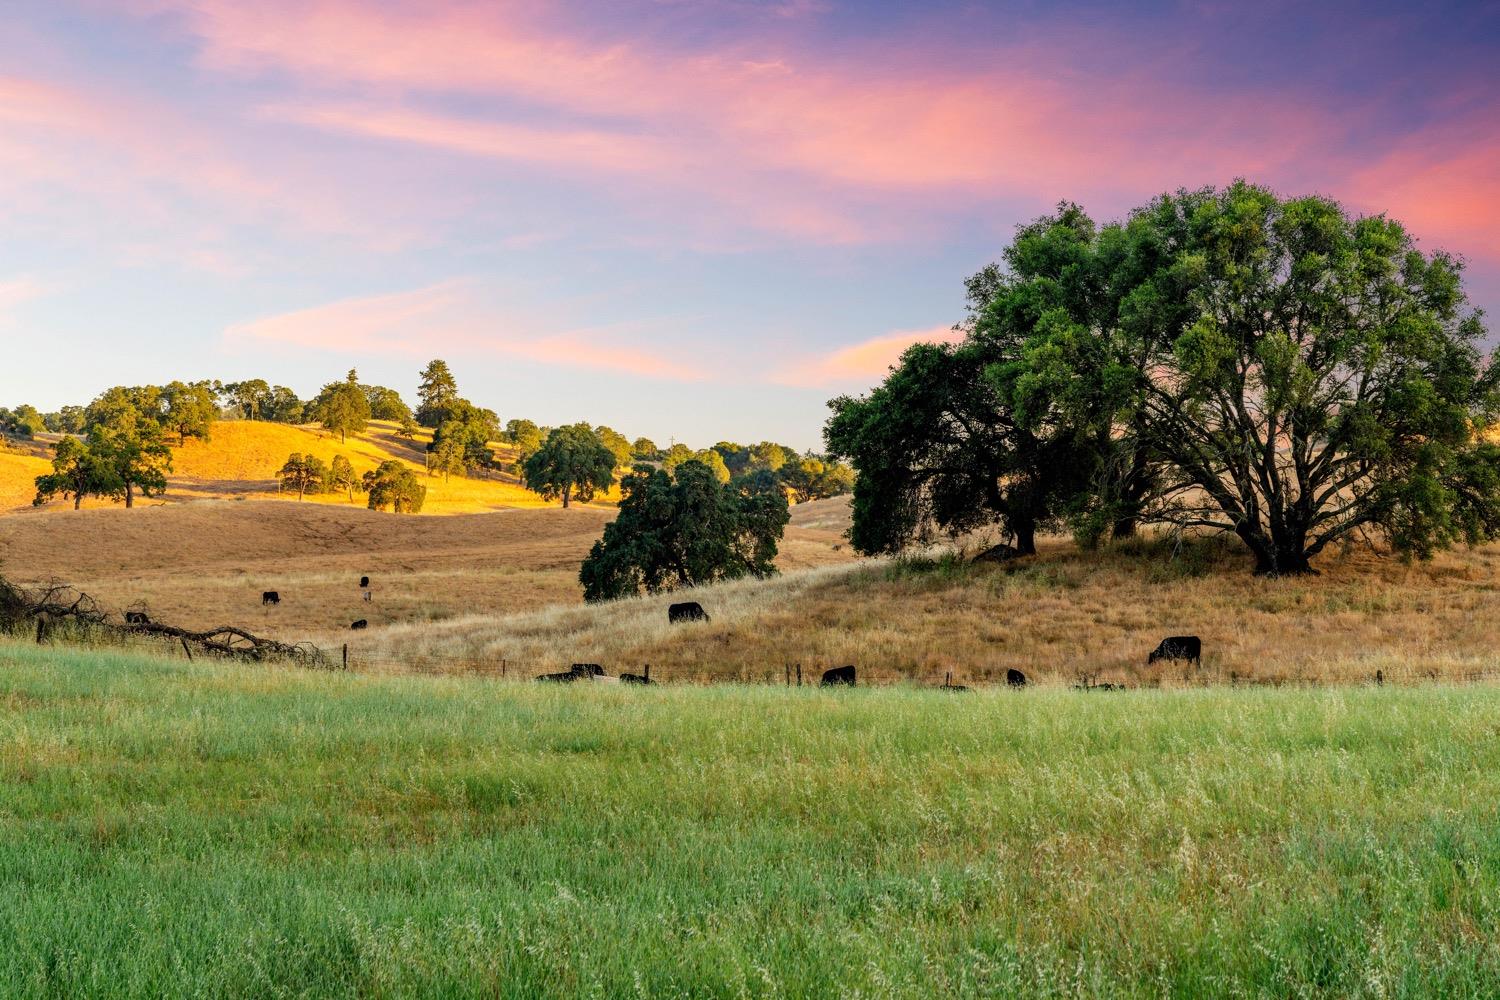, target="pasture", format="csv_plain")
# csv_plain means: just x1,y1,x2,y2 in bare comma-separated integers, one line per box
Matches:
4,640,1500,997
